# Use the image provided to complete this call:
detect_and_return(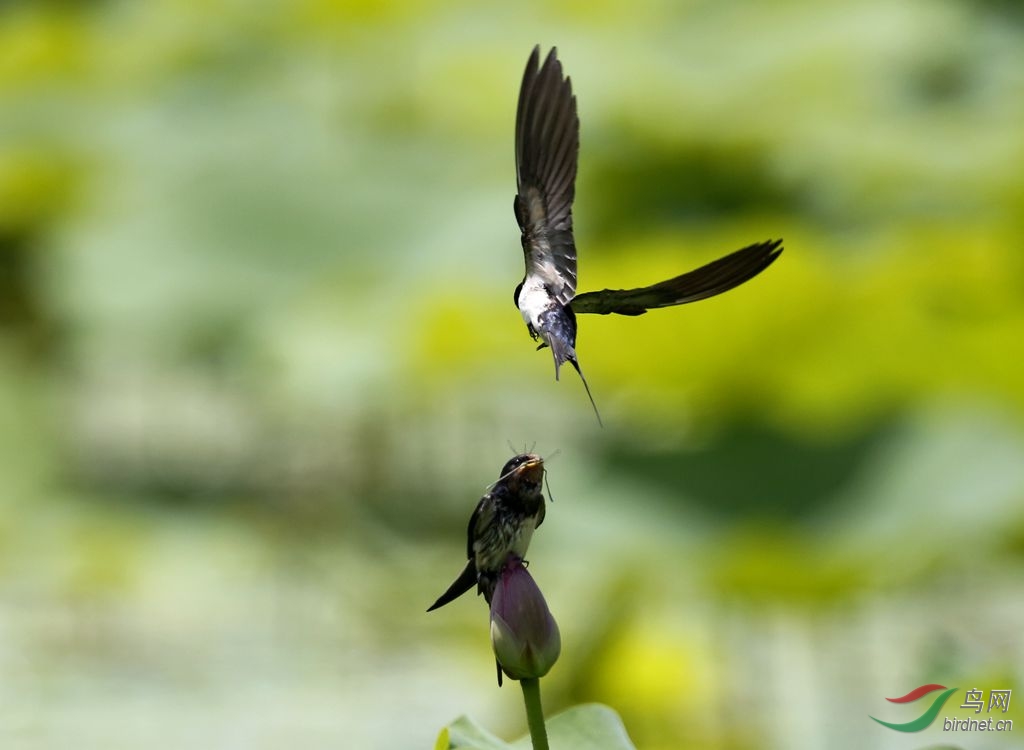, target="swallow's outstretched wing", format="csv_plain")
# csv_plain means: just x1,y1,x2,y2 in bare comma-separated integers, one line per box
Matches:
514,46,580,307
570,239,783,316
